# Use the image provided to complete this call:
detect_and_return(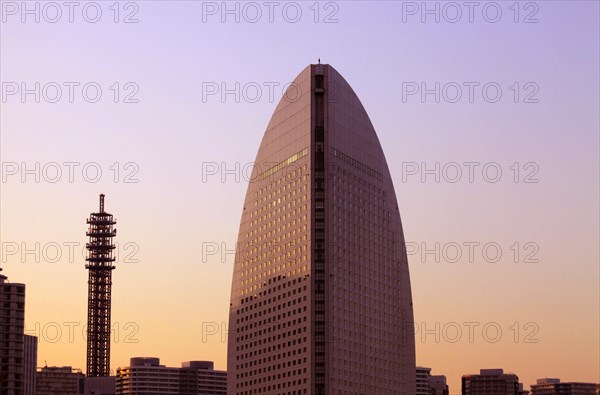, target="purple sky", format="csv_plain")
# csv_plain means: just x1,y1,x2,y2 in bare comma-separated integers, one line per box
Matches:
1,1,599,391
